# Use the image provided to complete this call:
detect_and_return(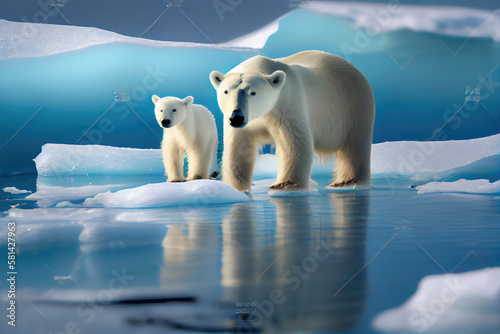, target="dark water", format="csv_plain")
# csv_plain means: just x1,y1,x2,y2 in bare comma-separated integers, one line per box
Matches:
0,174,499,333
